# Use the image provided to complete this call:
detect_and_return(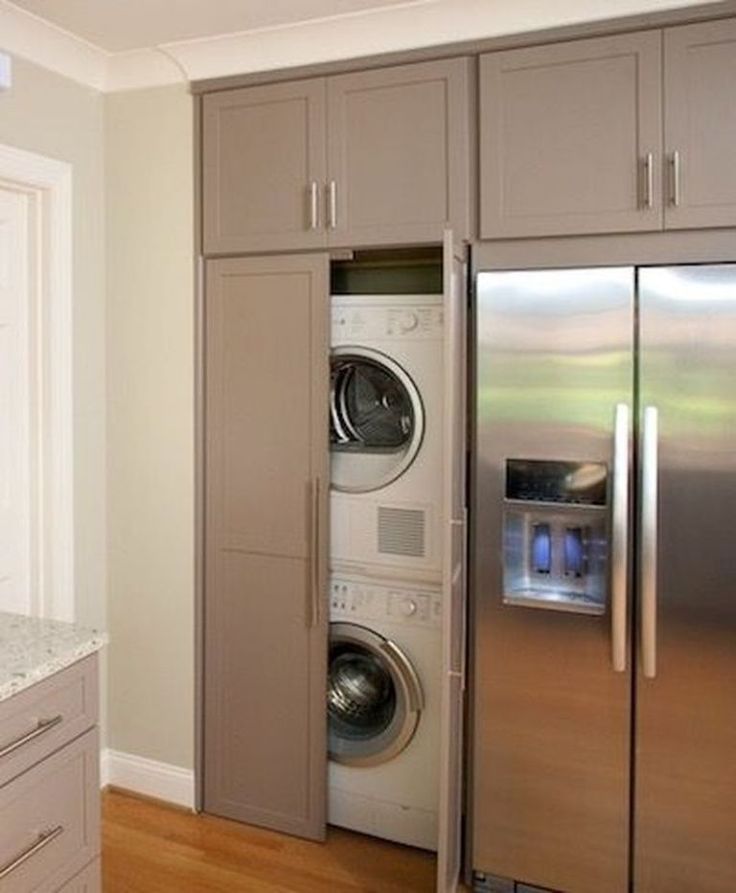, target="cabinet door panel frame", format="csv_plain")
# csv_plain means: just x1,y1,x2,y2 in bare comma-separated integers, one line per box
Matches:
203,253,329,841
664,18,736,230
326,58,472,247
480,31,663,239
202,80,328,254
